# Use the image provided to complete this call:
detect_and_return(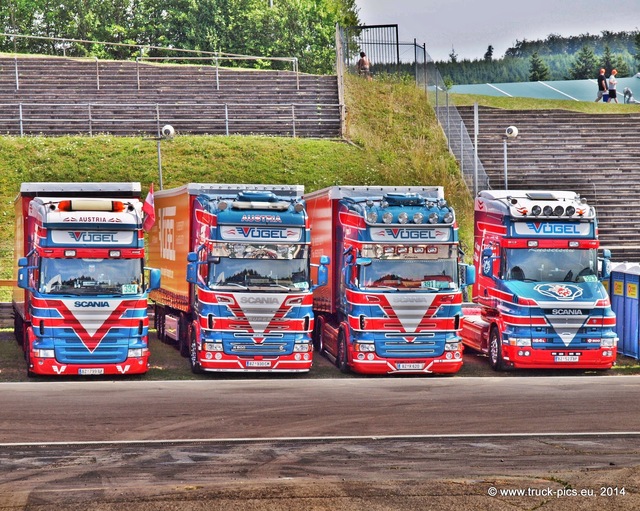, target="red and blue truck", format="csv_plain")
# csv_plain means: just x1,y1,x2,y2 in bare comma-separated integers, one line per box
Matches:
461,190,617,370
147,183,327,373
13,182,161,376
305,185,475,375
